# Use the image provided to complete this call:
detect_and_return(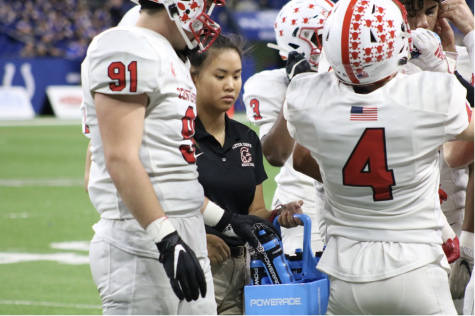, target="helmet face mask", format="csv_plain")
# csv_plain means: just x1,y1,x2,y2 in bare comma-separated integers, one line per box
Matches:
273,0,334,71
323,0,411,85
298,27,324,67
